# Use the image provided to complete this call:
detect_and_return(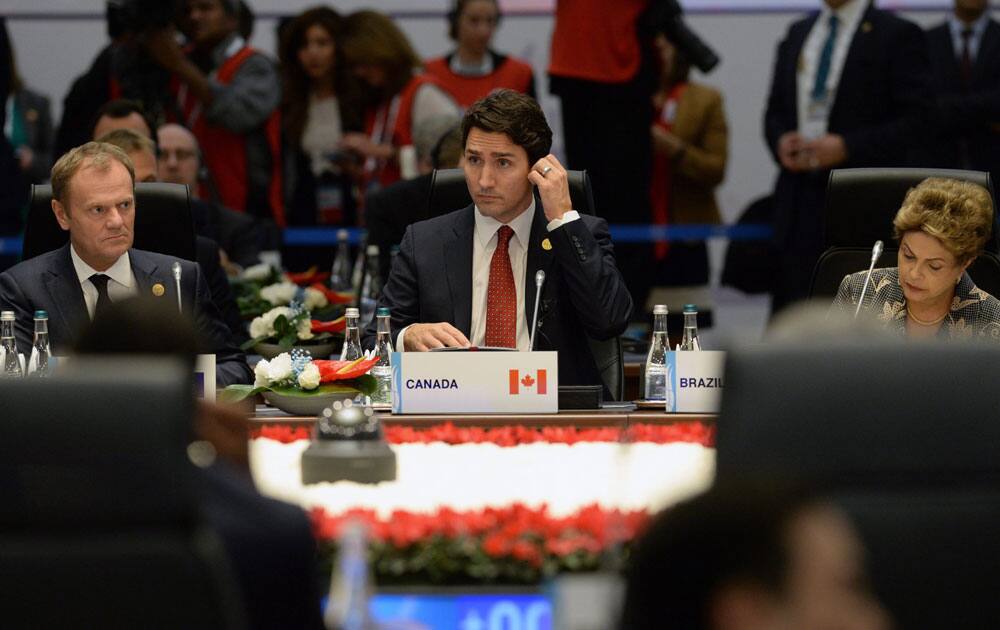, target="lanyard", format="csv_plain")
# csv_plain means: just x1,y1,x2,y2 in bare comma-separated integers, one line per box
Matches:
365,94,401,178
